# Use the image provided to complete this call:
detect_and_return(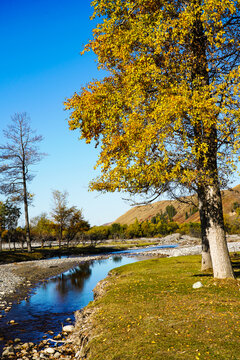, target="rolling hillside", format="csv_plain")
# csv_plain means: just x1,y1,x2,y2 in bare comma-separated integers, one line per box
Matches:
114,184,240,225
